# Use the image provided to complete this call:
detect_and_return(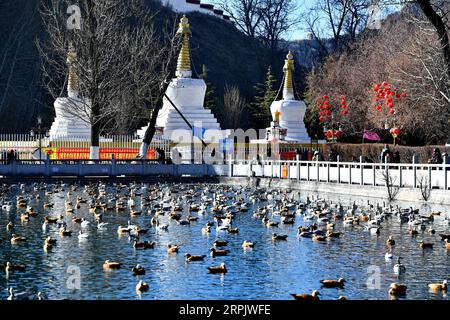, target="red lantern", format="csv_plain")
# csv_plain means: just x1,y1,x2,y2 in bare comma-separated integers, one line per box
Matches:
376,105,382,111
390,127,401,138
323,95,328,100
382,81,388,86
325,130,333,138
389,109,395,115
342,109,348,115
